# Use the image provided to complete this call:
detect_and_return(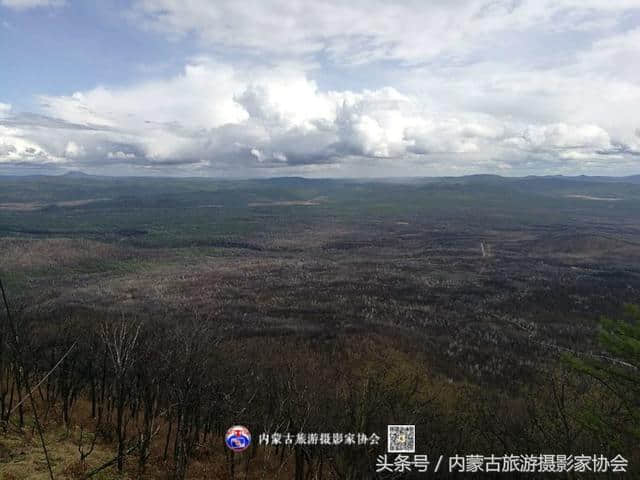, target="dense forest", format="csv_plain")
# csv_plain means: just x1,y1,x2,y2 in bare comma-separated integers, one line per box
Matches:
0,279,638,478
0,176,639,478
